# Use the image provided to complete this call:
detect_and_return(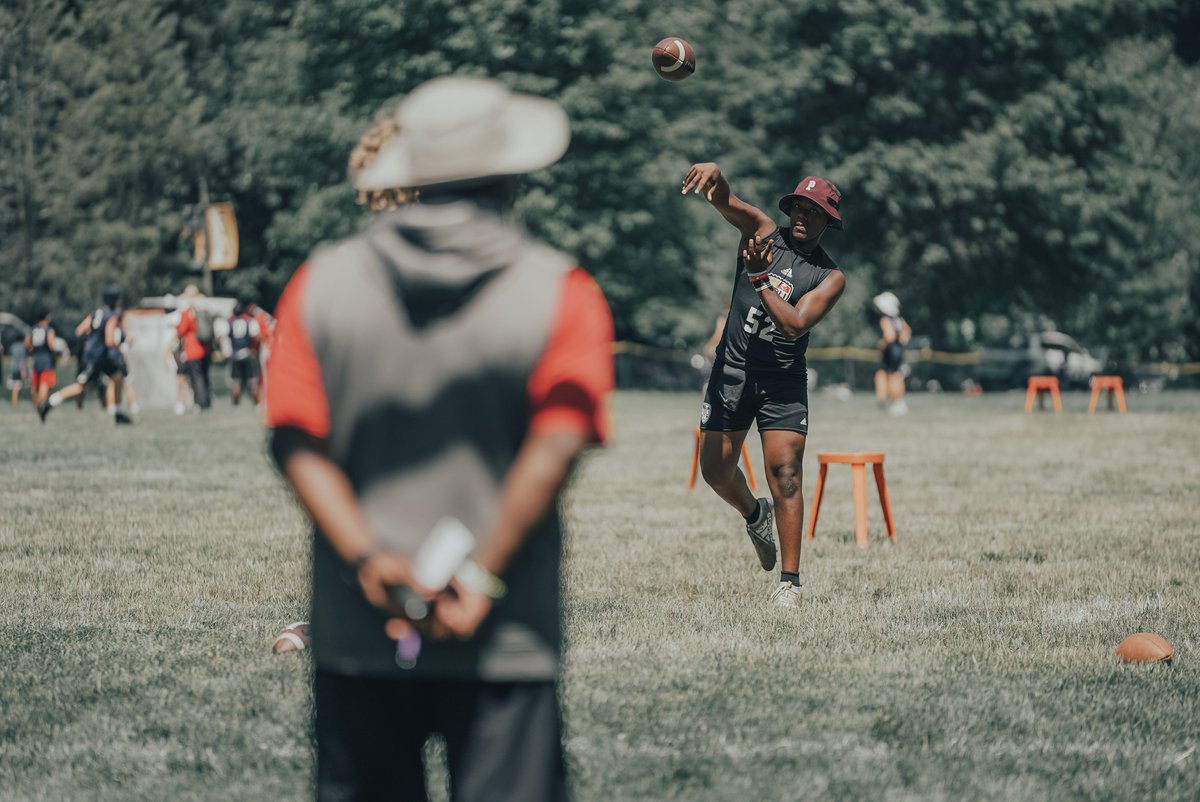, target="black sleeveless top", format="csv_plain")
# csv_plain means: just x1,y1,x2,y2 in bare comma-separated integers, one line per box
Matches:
29,322,56,371
83,306,115,361
228,314,255,357
716,228,840,375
